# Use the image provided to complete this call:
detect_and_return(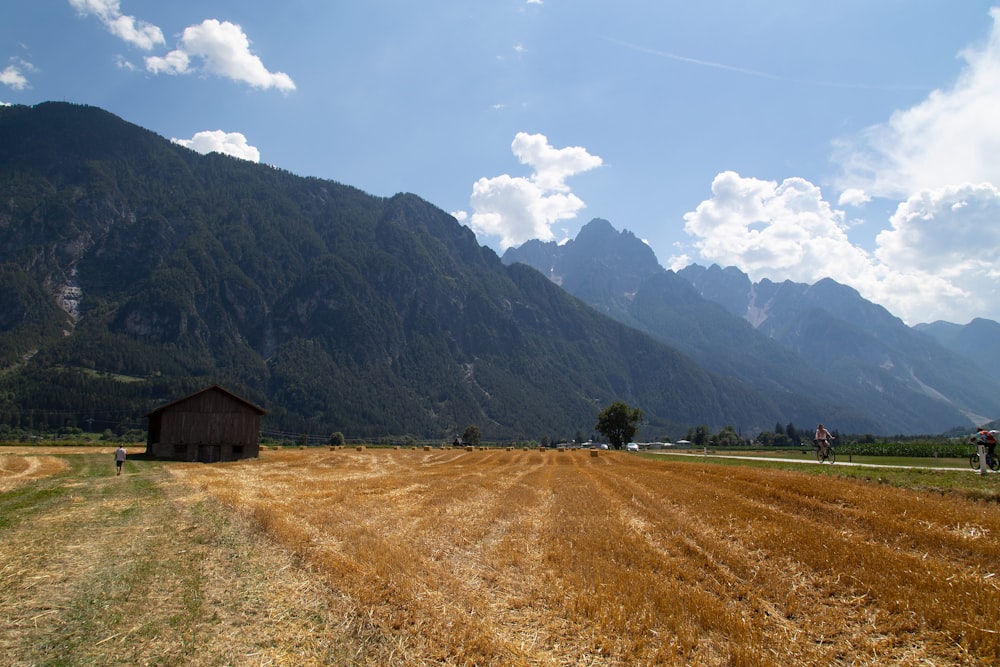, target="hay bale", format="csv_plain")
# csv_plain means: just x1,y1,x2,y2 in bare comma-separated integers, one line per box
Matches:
424,445,432,451
590,449,599,457
465,446,474,452
356,446,366,452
